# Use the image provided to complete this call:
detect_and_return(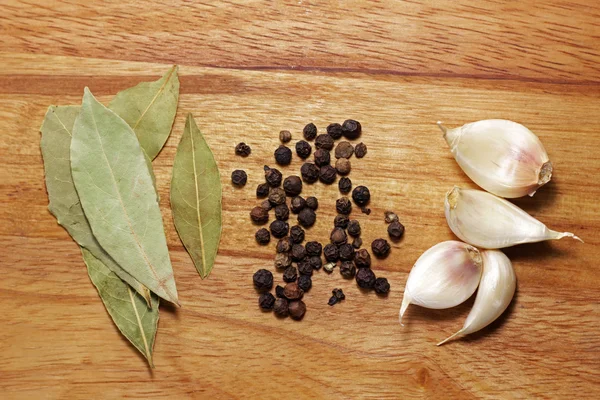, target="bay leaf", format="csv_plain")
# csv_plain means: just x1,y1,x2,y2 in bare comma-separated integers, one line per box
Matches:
71,88,179,305
109,65,179,160
82,247,159,367
171,114,222,278
40,105,152,306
